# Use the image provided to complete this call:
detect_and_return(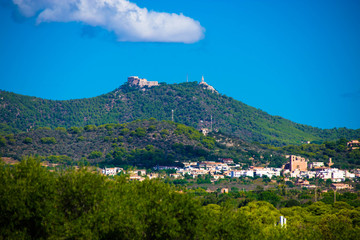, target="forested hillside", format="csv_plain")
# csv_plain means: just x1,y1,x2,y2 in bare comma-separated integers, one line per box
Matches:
1,82,359,145
3,118,359,169
0,119,288,168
